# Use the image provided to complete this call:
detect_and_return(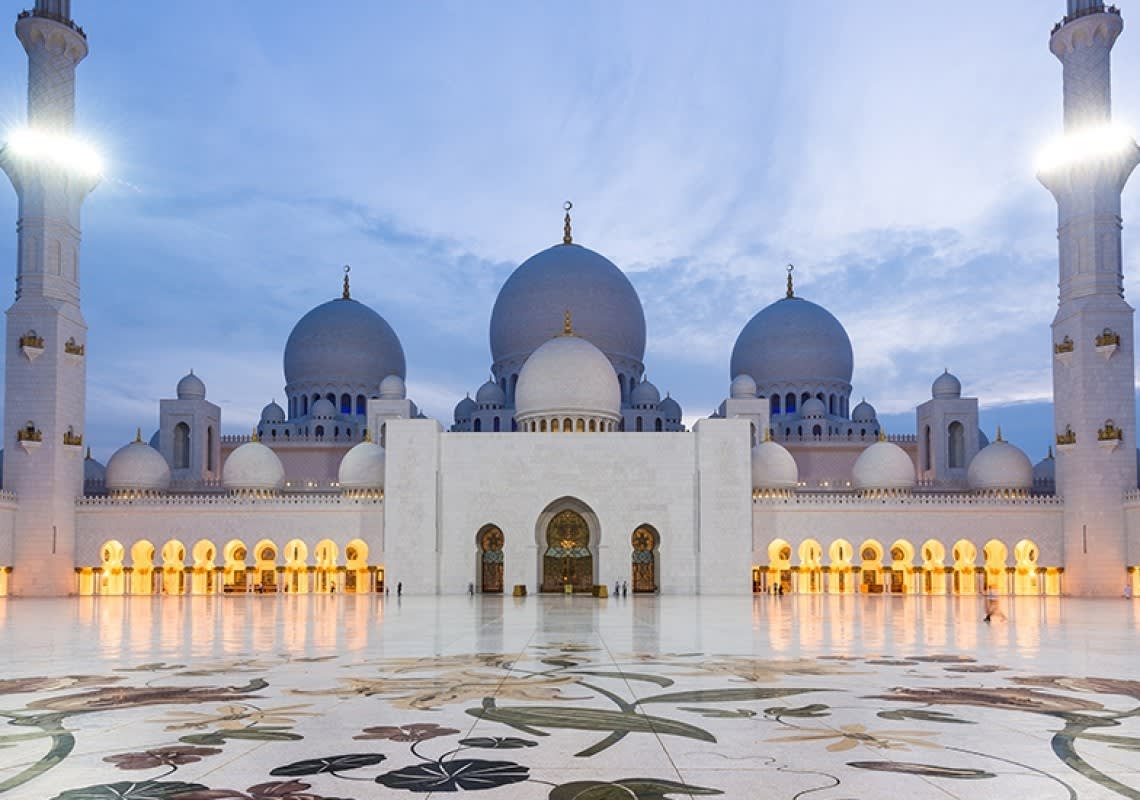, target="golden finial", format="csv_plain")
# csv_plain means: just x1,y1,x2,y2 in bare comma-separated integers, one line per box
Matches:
363,428,372,443
134,427,142,443
85,446,92,460
563,308,574,336
342,265,351,299
878,427,886,442
995,426,1003,442
785,264,795,298
764,427,773,442
251,427,260,443
563,201,573,245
